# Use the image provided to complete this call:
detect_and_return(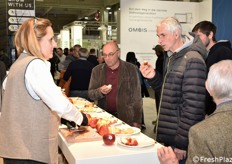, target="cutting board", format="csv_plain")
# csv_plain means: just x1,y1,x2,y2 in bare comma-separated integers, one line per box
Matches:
59,126,102,143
